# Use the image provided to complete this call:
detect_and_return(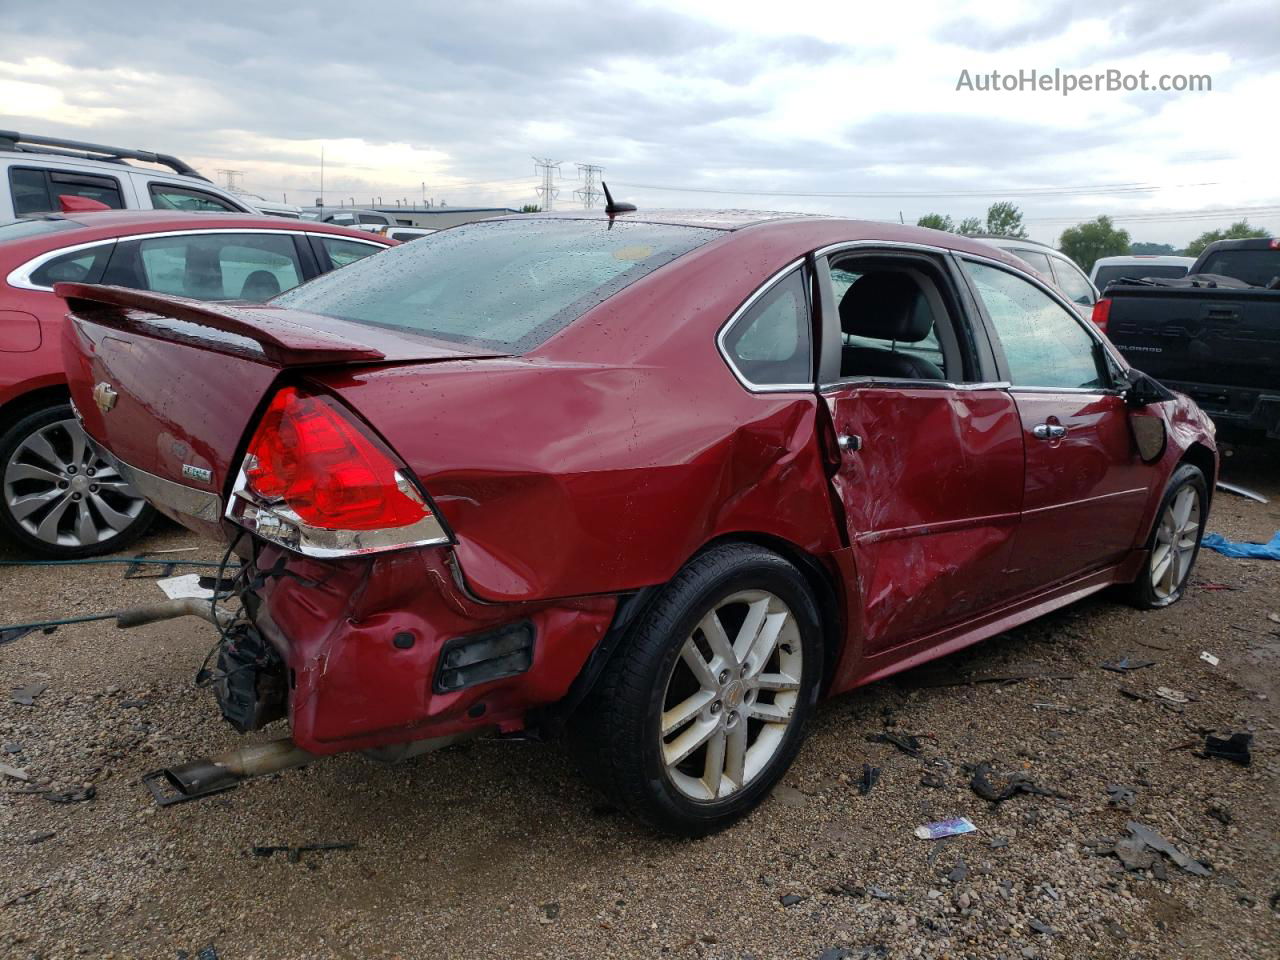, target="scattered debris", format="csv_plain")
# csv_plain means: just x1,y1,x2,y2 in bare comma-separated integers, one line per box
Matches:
2,742,20,754
989,837,1009,849
1156,687,1190,704
45,786,95,804
1200,733,1252,766
540,902,560,922
779,894,806,907
9,682,48,706
1029,919,1057,936
1119,687,1152,702
0,762,30,782
1125,821,1211,877
867,886,899,901
1201,530,1280,560
251,841,358,863
1207,805,1232,826
1133,637,1173,650
857,764,880,795
1199,651,1220,667
1106,785,1137,809
866,731,921,757
914,817,977,840
968,763,1071,804
0,612,121,645
946,860,968,883
176,946,219,960
156,573,217,600
1100,657,1156,673
920,771,946,788
1215,480,1268,504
